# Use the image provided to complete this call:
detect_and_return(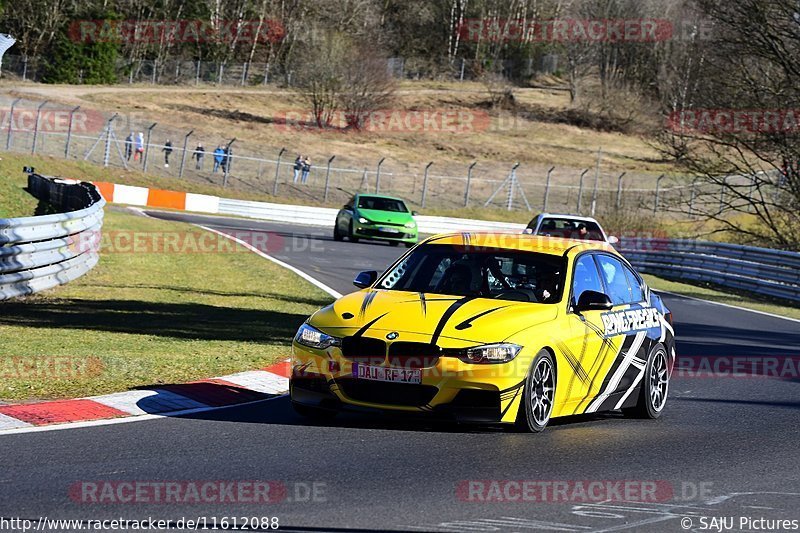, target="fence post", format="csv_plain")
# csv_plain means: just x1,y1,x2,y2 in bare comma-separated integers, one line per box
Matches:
30,100,48,154
195,60,200,85
464,162,477,207
421,162,434,207
223,138,236,188
64,105,80,158
263,62,270,85
460,58,466,81
654,174,665,214
689,179,698,217
178,130,193,178
143,123,157,171
577,169,588,214
241,62,248,86
5,97,21,150
591,147,602,216
616,172,626,210
506,163,521,211
375,157,386,194
102,114,118,168
272,148,286,195
324,155,336,202
543,166,555,212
